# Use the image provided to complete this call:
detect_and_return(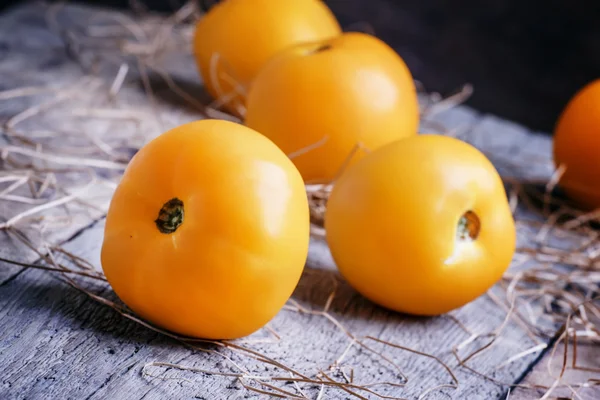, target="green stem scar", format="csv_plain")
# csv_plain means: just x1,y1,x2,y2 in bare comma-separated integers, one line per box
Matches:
457,210,480,241
155,198,184,234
